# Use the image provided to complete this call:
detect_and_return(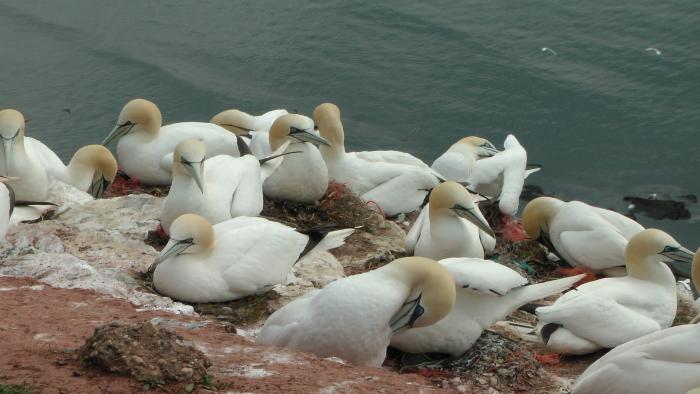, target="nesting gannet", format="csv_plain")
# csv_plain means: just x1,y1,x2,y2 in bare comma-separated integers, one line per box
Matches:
150,214,354,303
160,139,287,234
571,248,700,394
30,144,117,198
101,98,243,185
258,256,456,366
314,103,441,216
522,196,645,273
405,182,495,260
0,176,15,240
262,114,330,203
0,109,50,200
430,136,499,182
536,228,695,355
391,258,584,356
210,108,289,158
